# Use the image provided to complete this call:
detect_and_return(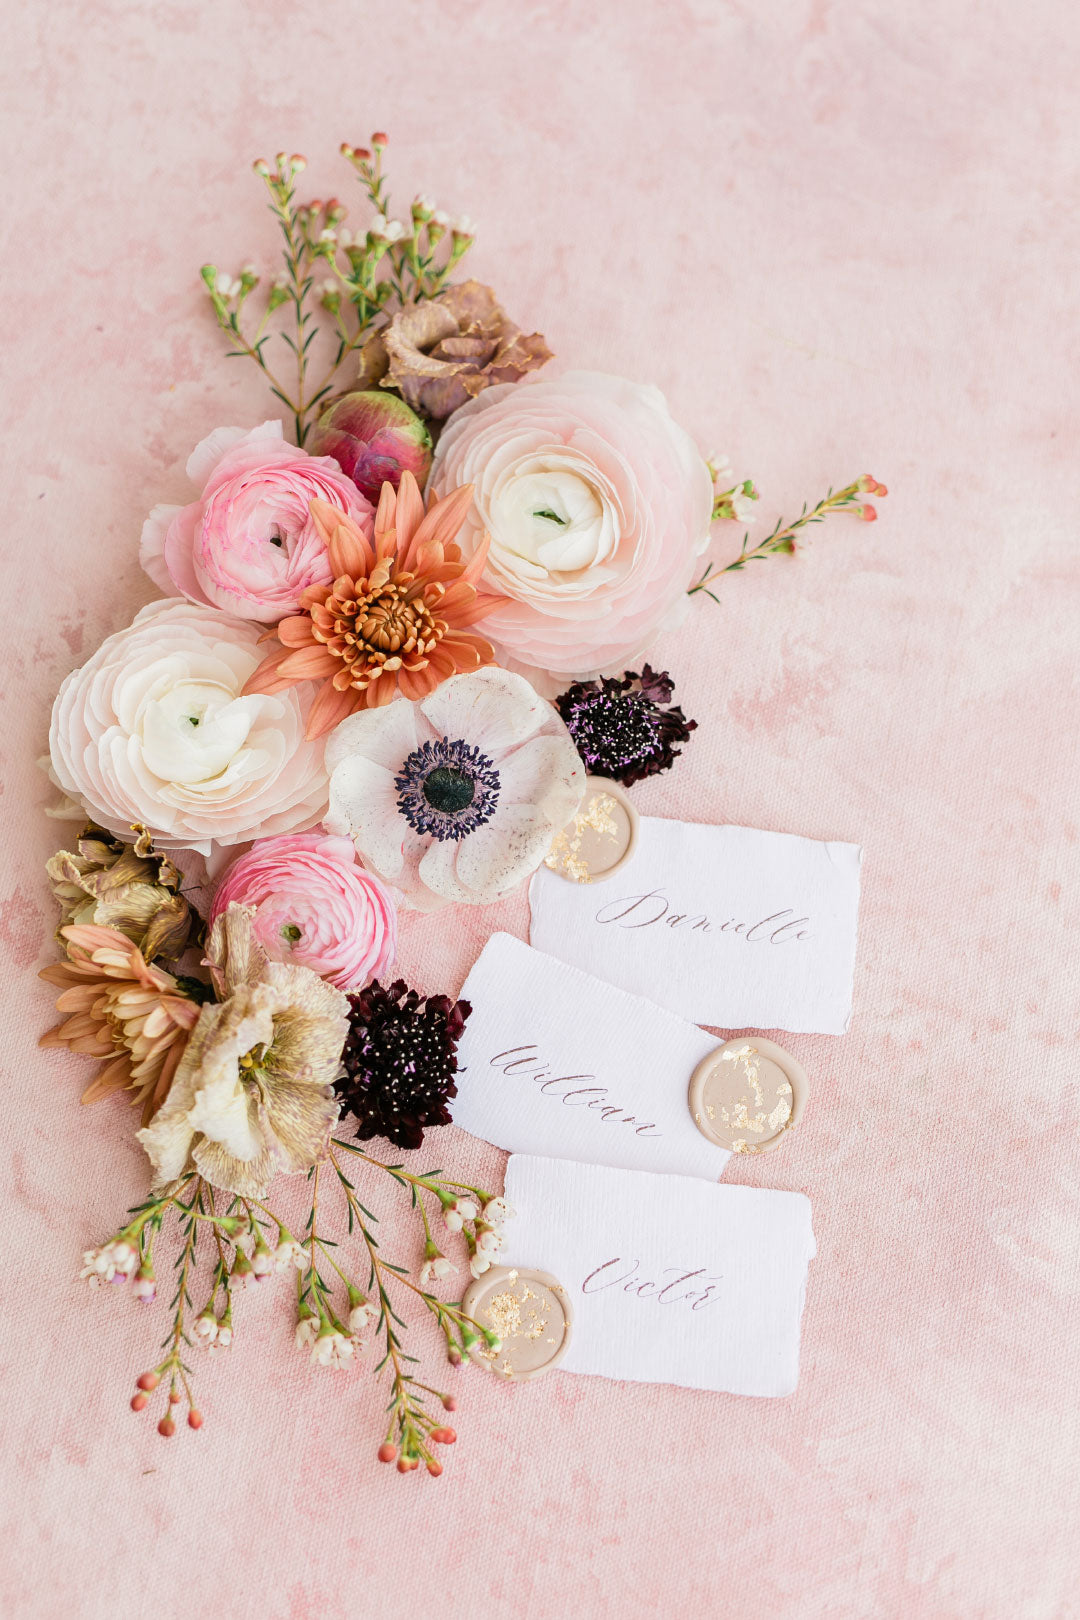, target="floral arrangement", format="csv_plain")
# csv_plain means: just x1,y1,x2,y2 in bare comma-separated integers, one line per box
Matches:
40,134,886,1475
